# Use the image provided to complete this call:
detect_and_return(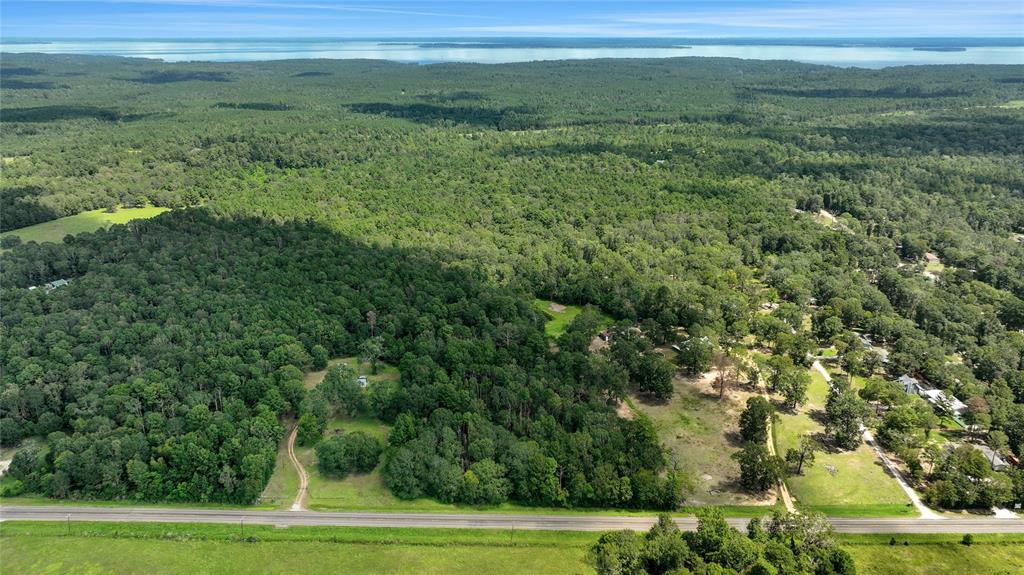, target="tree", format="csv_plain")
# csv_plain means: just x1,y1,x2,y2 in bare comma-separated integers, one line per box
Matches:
739,396,773,444
712,349,735,400
677,335,714,375
590,530,645,575
316,431,382,477
767,355,809,410
825,383,870,450
295,413,323,447
733,443,786,493
636,352,676,401
310,344,329,370
643,514,691,575
785,435,819,475
359,336,384,375
988,430,1009,466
